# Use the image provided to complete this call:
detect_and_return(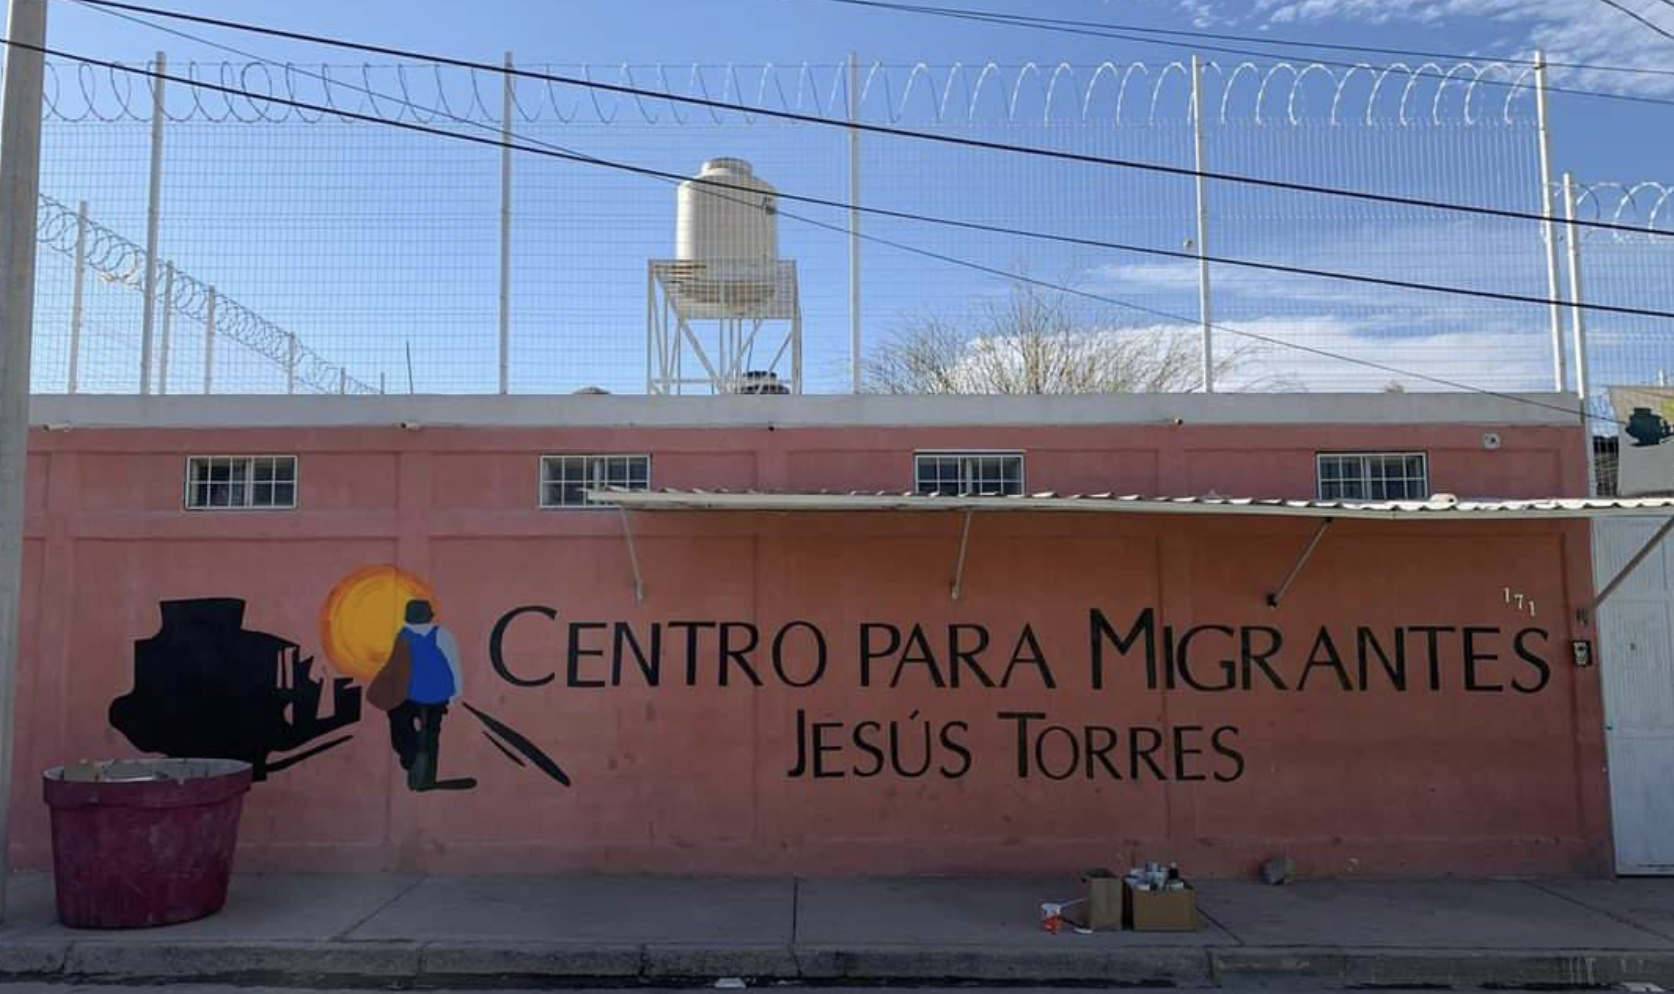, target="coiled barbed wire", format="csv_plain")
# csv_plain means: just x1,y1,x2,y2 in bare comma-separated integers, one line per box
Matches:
36,194,378,395
1569,181,1674,243
40,58,1539,127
